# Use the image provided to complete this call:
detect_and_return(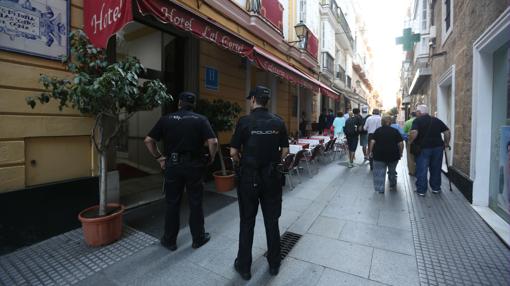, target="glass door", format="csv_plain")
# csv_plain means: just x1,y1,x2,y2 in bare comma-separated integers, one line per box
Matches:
489,42,510,223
